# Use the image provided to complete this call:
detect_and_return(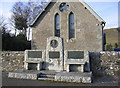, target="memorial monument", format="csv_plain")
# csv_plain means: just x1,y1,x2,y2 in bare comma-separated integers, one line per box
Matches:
8,0,106,83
